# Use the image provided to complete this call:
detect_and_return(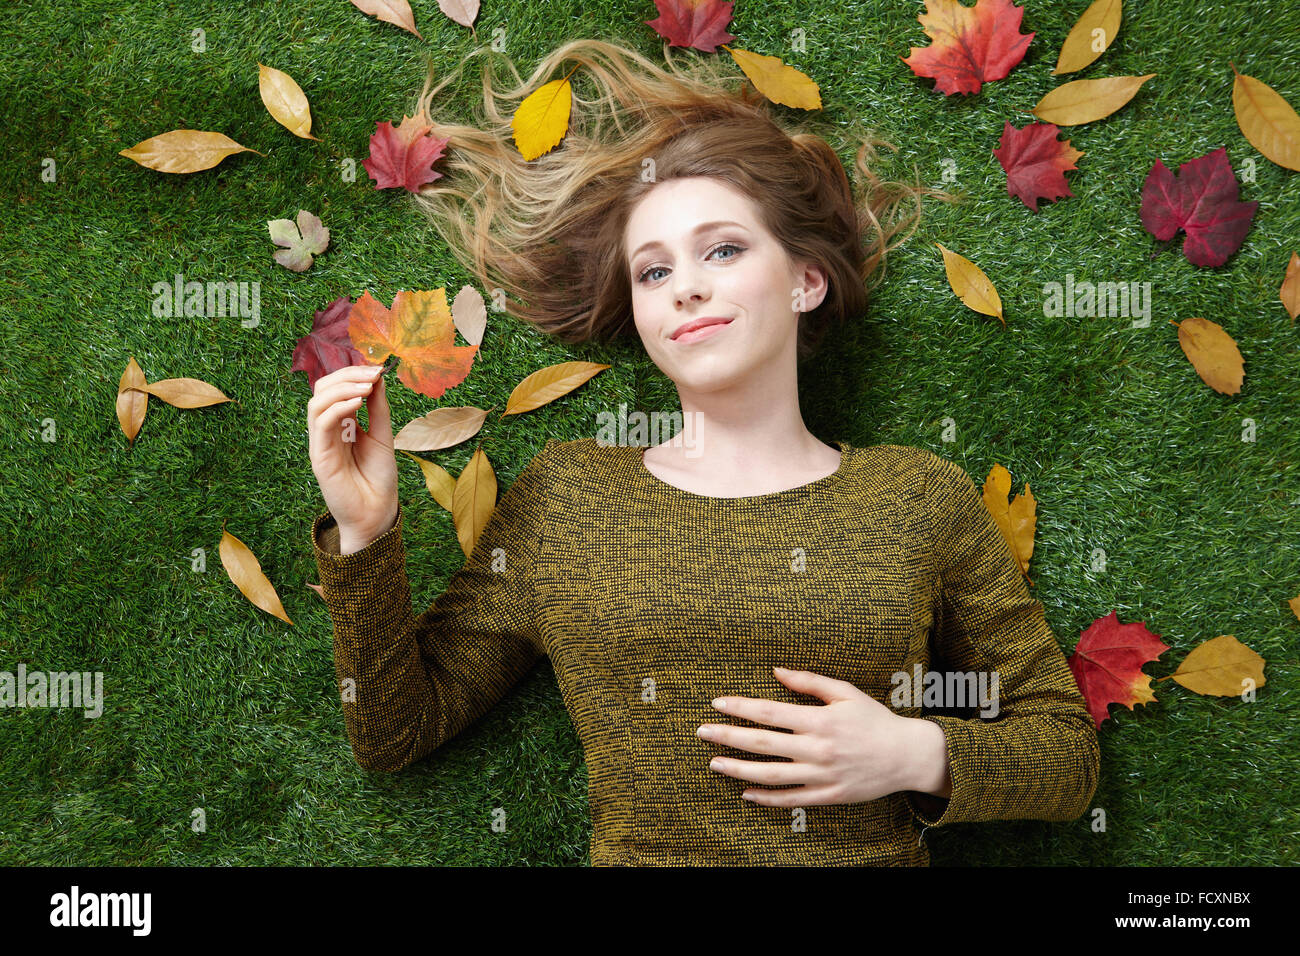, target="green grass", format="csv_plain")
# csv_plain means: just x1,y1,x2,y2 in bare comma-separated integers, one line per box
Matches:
1,0,1297,866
